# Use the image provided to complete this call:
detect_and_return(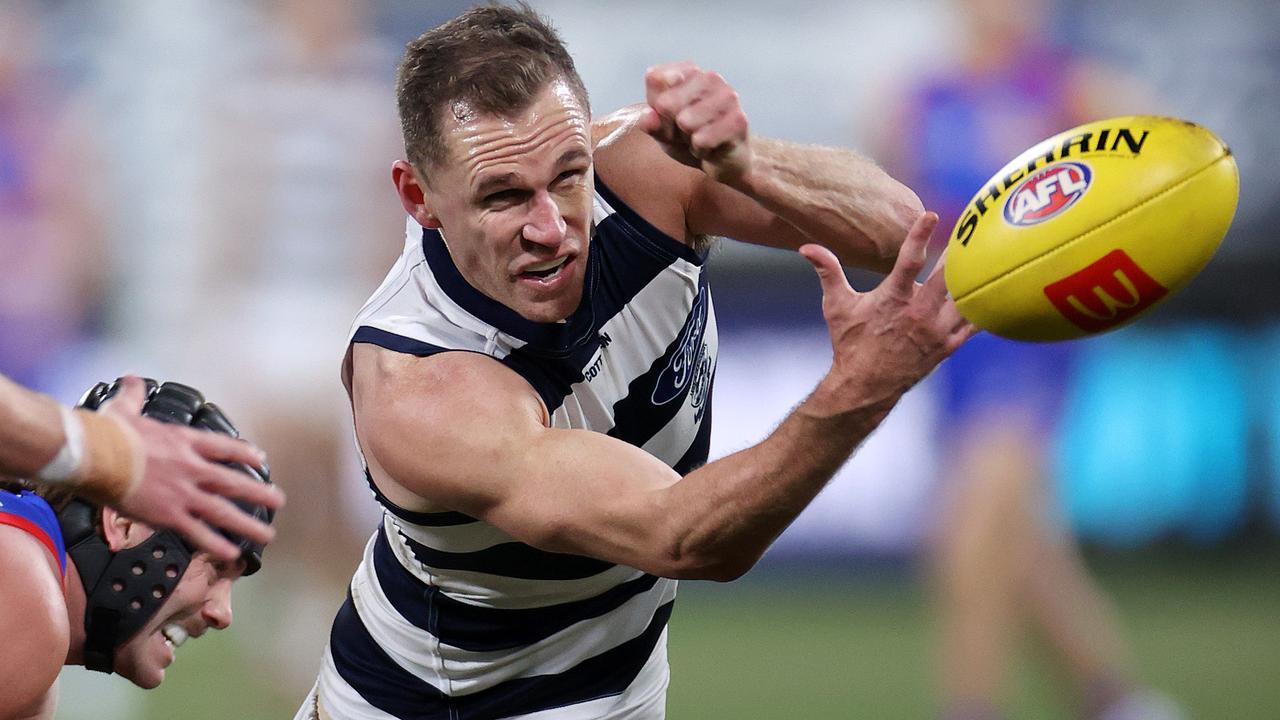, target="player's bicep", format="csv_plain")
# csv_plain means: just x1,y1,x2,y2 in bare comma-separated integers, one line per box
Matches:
482,424,683,566
354,348,549,516
354,348,685,571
